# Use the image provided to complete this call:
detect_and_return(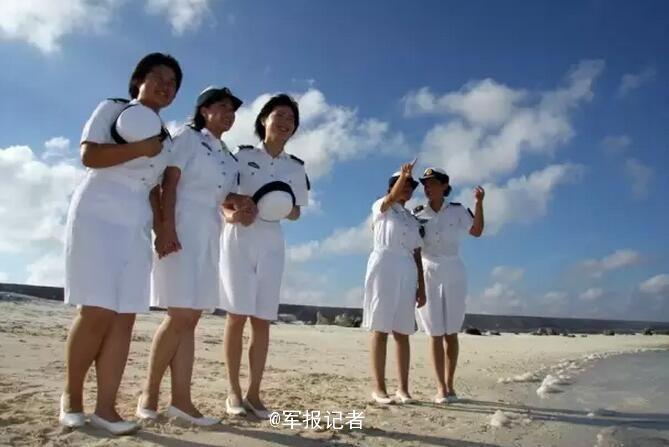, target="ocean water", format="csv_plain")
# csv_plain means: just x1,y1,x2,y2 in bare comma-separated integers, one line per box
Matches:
526,350,669,446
